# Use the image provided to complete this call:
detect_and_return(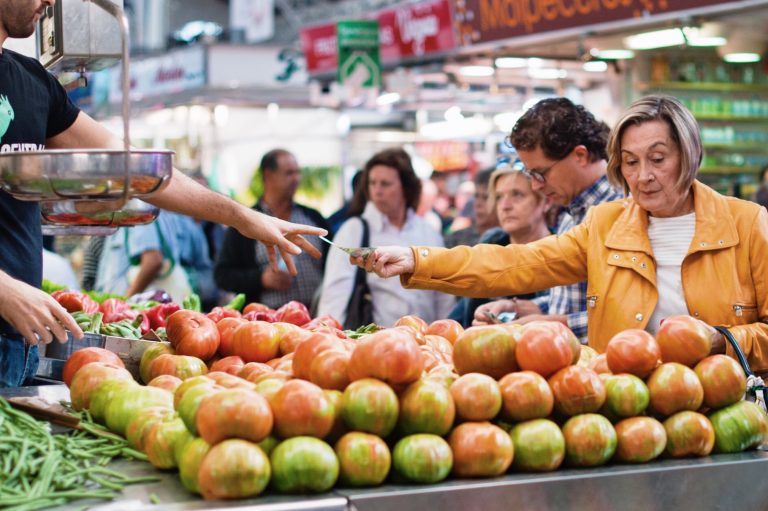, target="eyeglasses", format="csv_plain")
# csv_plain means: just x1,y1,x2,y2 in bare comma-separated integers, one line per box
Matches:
520,156,566,184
